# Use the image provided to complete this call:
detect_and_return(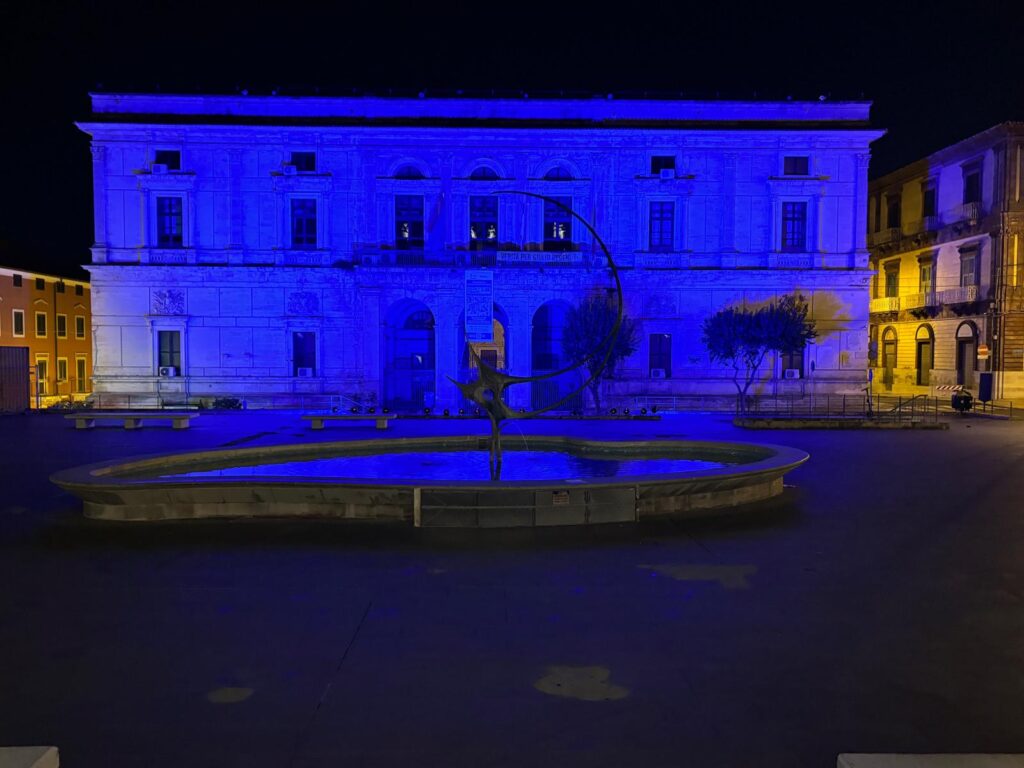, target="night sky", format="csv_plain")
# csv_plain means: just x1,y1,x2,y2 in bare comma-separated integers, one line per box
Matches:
2,0,1022,278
